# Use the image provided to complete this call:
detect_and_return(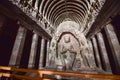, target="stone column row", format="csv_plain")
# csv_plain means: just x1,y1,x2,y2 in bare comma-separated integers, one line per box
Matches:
39,39,50,69
89,23,120,73
91,36,102,69
9,24,50,69
96,32,111,72
87,40,96,68
104,24,120,73
90,32,112,72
